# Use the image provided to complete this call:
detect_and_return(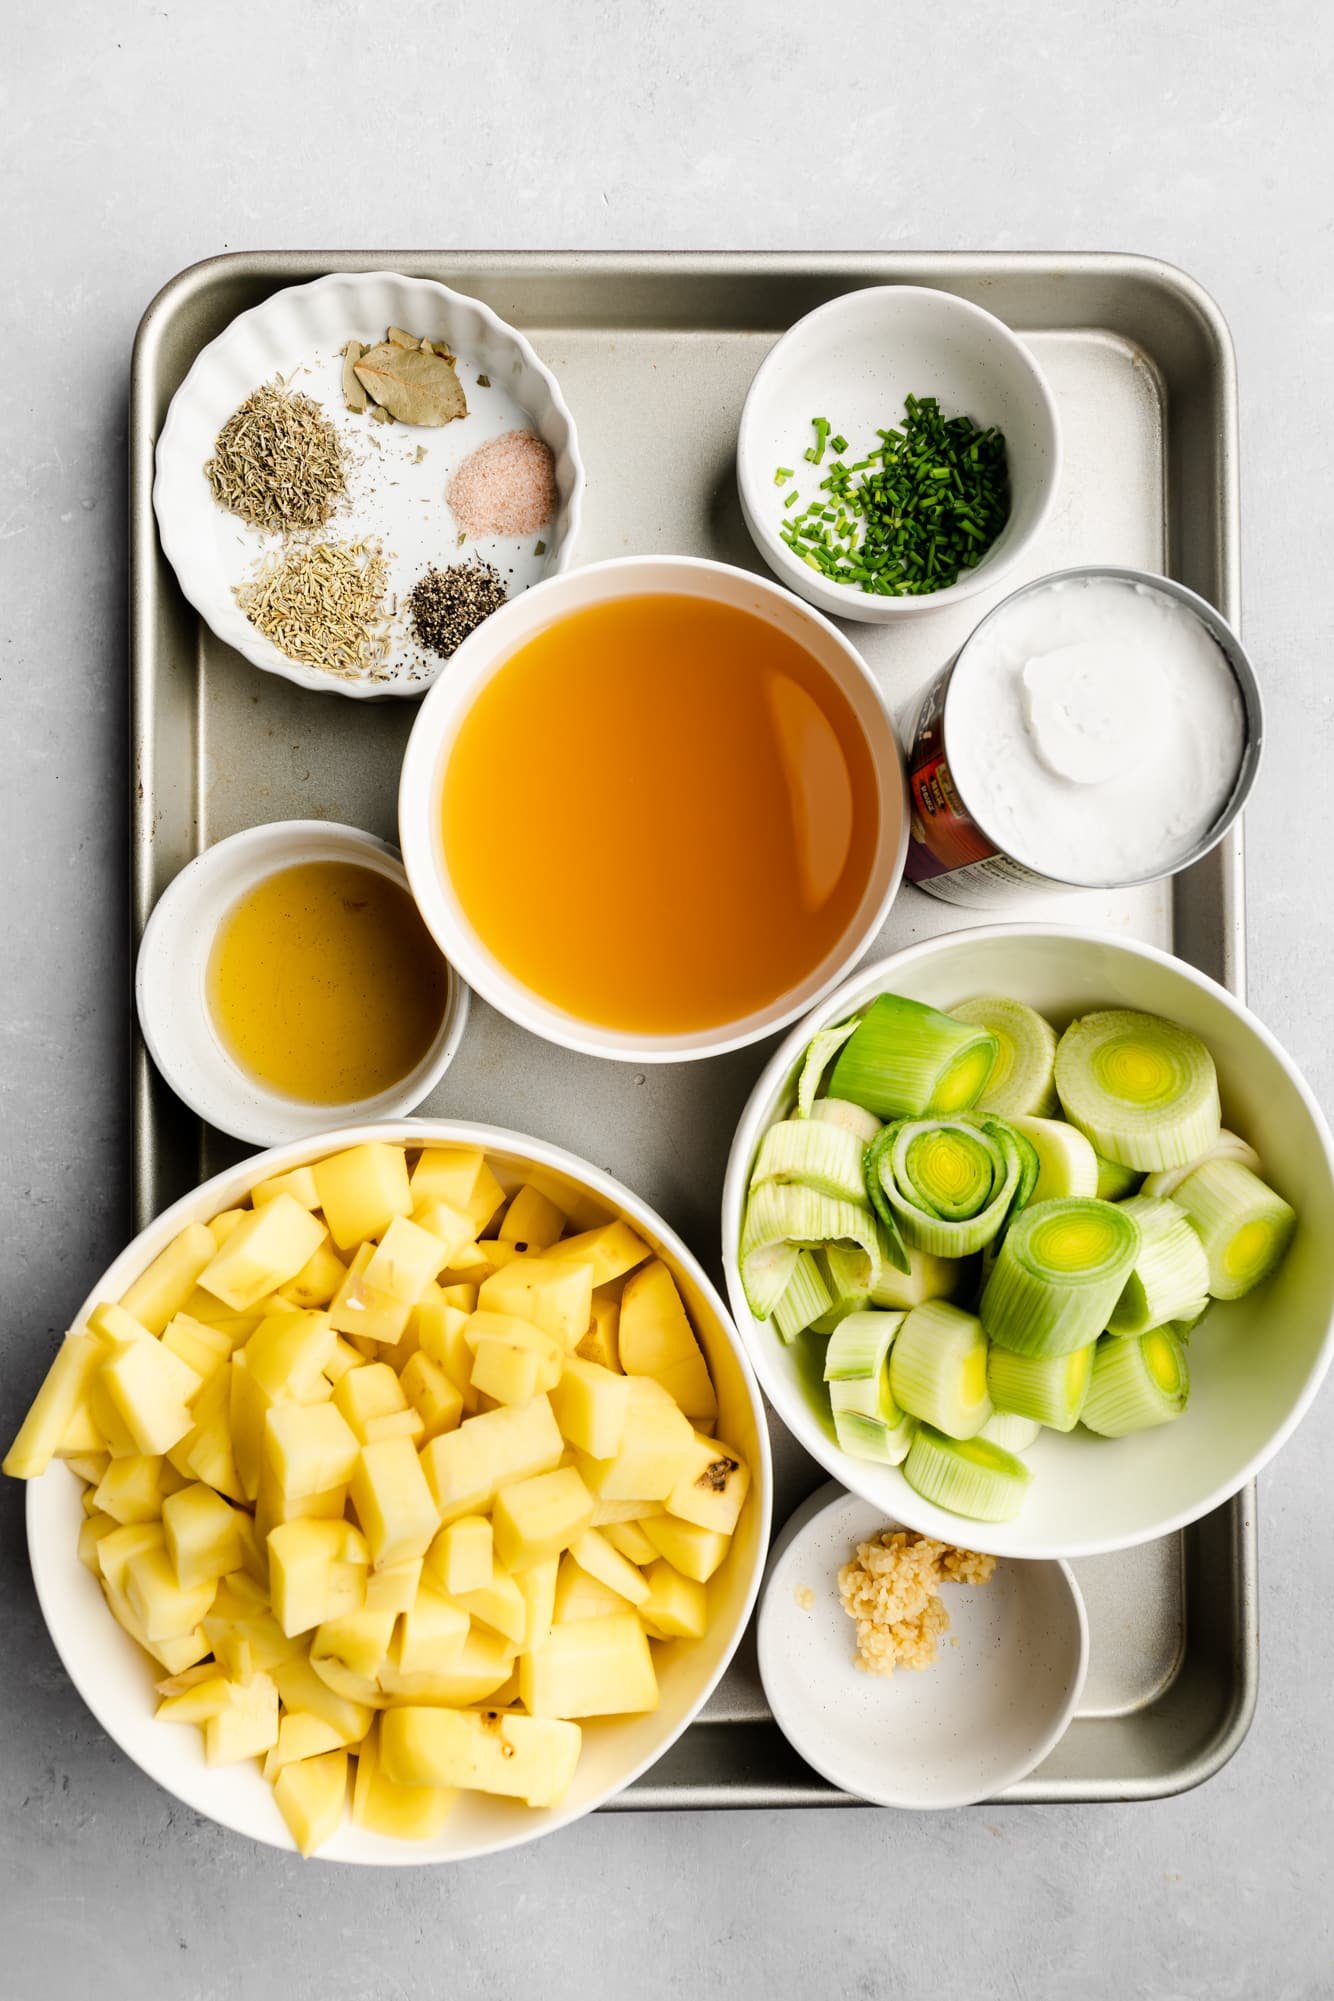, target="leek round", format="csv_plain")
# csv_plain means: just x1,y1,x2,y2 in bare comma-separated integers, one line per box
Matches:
828,993,998,1120
824,1311,914,1464
772,1251,834,1344
952,995,1059,1117
888,1299,992,1440
903,1424,1032,1523
740,1182,898,1318
795,1017,861,1119
1011,1114,1099,1202
1054,1010,1221,1170
810,1097,884,1146
981,1198,1141,1357
1141,1128,1264,1200
865,1112,1037,1258
1082,1328,1189,1437
1105,1194,1211,1336
979,1411,1043,1454
1170,1157,1297,1300
750,1118,868,1205
1094,1151,1143,1202
986,1340,1095,1432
